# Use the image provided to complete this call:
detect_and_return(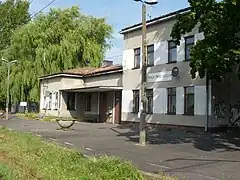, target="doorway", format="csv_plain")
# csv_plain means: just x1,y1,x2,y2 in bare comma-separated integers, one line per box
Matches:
114,91,122,124
99,92,107,123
